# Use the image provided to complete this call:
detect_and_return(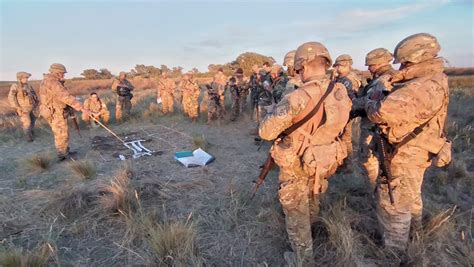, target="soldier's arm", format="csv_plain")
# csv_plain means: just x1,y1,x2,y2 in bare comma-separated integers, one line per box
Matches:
52,82,83,111
111,79,119,92
8,84,21,109
259,93,306,140
366,80,445,130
